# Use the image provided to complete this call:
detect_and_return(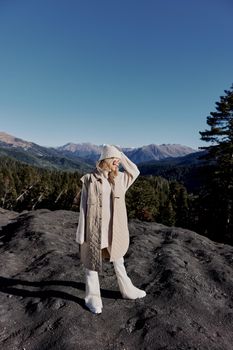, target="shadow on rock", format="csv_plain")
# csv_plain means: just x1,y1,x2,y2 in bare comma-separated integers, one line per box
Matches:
0,276,121,307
